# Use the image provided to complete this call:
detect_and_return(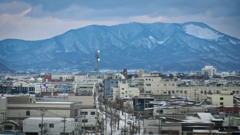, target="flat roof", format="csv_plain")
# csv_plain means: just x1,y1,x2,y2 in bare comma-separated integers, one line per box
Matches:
35,102,74,104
